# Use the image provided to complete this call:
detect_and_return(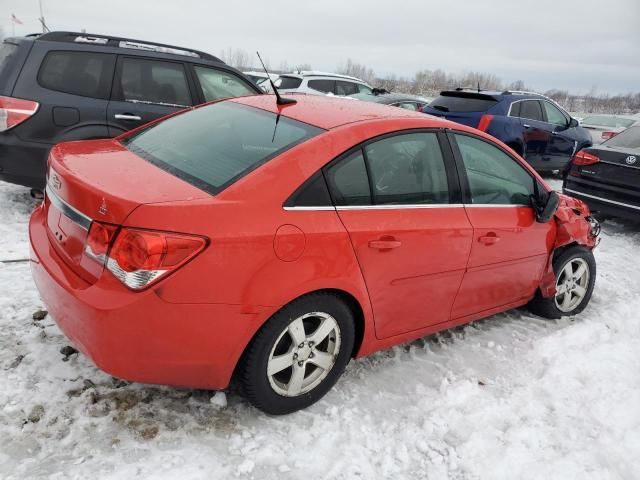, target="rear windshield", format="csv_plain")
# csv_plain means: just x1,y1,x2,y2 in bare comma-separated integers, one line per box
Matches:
123,101,323,194
429,95,497,113
0,43,17,76
582,115,635,128
275,76,302,89
603,126,640,149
